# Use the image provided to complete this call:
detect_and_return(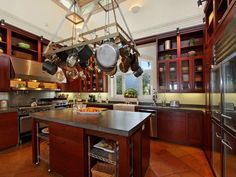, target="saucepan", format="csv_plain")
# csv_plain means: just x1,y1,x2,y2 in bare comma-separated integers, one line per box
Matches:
42,59,58,75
